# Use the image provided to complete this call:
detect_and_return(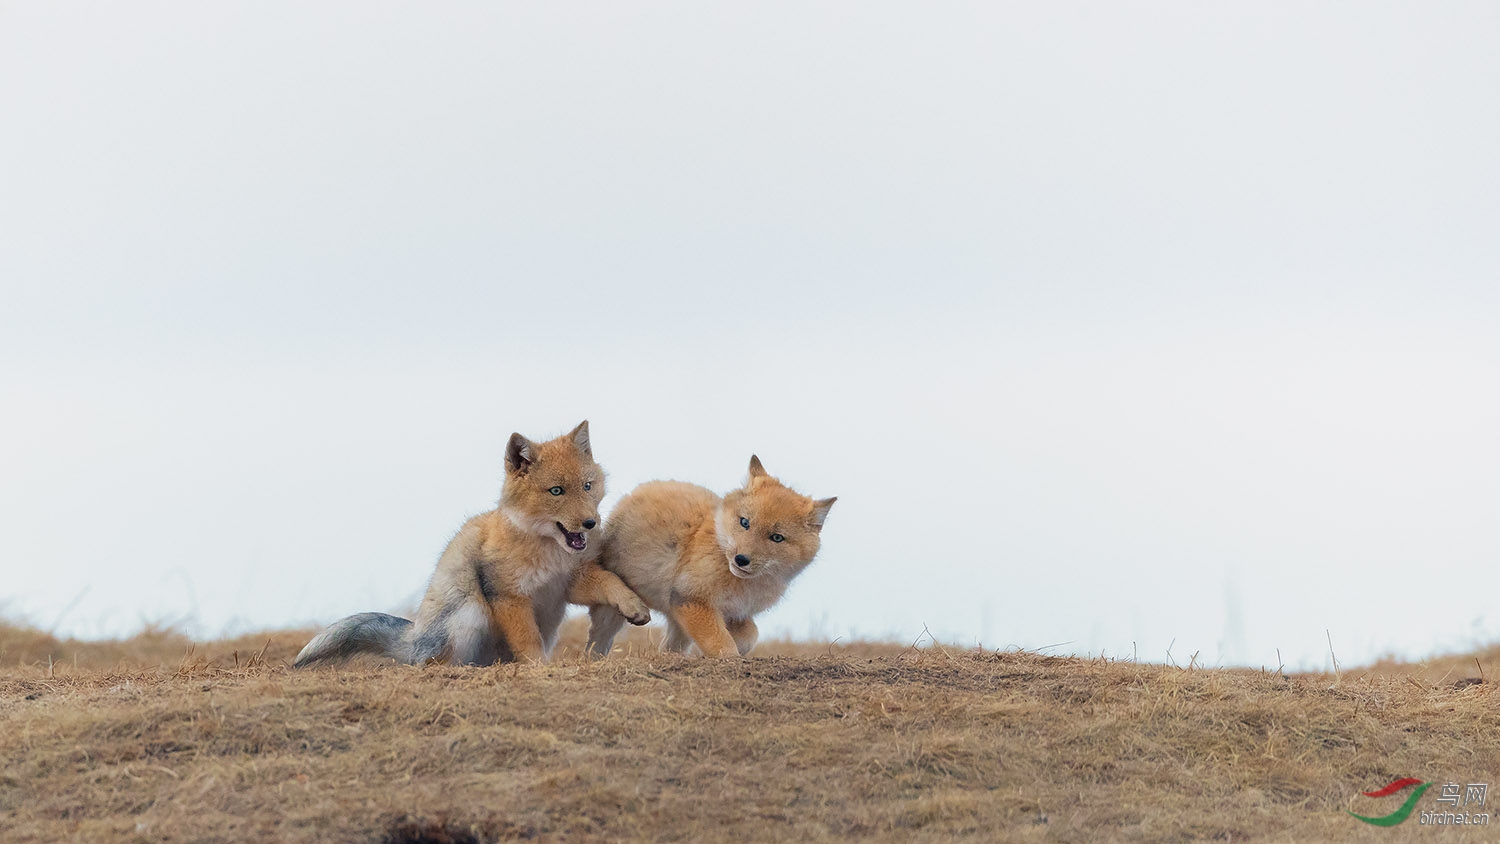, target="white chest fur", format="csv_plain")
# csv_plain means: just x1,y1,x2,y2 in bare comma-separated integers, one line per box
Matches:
514,540,580,595
716,571,792,621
